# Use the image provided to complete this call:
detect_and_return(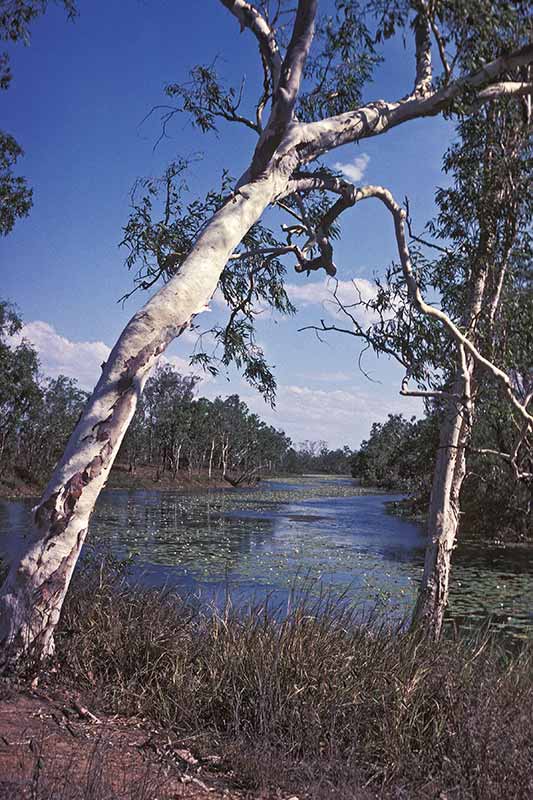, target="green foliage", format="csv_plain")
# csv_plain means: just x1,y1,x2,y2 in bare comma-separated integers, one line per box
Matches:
0,299,88,483
370,0,530,65
119,364,293,481
0,130,32,234
0,299,41,472
0,0,76,41
340,88,532,541
16,374,88,477
428,102,533,540
298,0,380,121
461,386,533,540
285,439,353,474
353,397,533,539
351,413,439,493
165,62,259,133
121,160,295,401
